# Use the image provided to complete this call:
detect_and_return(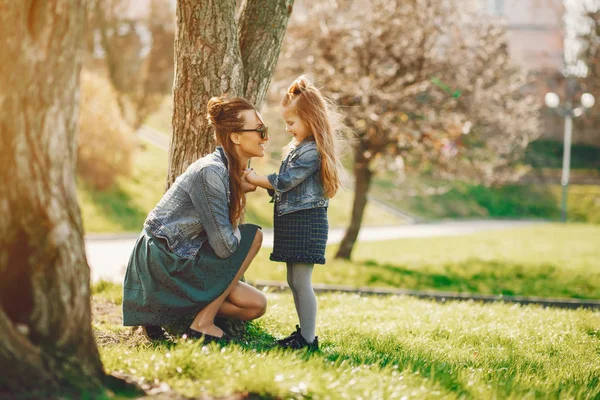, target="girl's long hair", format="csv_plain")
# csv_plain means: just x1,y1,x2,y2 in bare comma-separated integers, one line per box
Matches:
282,75,343,198
206,96,256,226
